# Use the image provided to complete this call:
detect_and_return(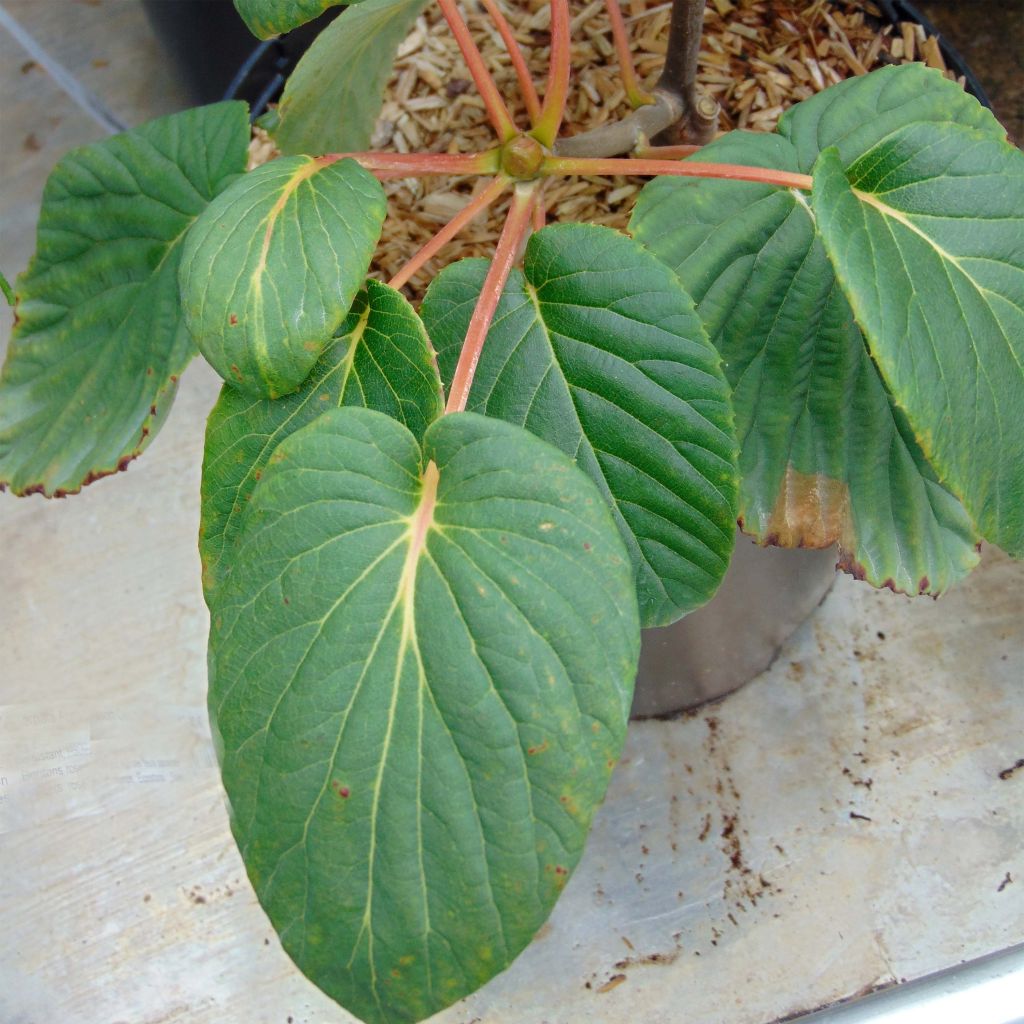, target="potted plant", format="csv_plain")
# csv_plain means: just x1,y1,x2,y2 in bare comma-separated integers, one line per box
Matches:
1,1,1020,1022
